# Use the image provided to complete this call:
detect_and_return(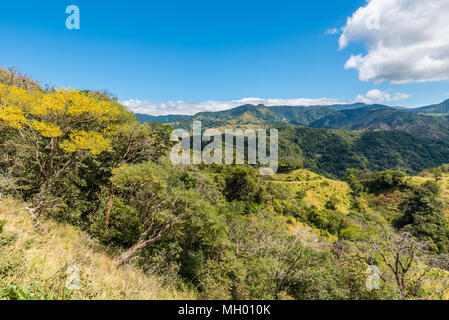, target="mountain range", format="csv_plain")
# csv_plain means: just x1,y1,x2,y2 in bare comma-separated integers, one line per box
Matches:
135,99,449,139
